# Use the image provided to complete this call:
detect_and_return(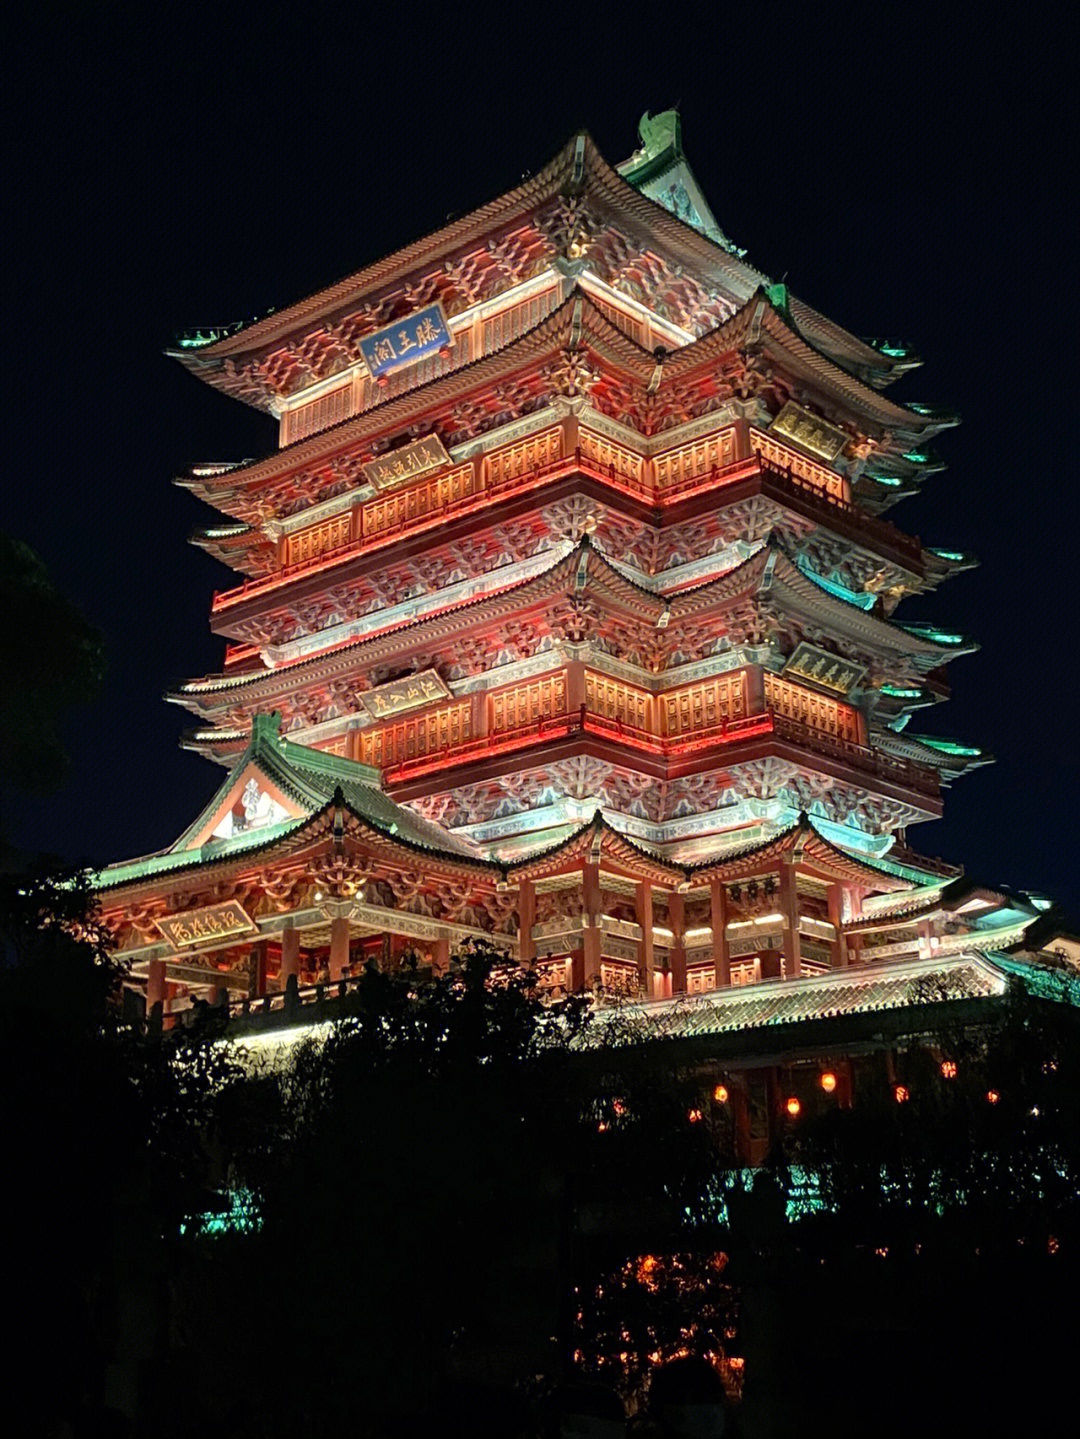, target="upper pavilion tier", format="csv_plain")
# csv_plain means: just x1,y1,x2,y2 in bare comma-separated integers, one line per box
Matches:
171,122,949,513
170,124,913,402
178,288,952,543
